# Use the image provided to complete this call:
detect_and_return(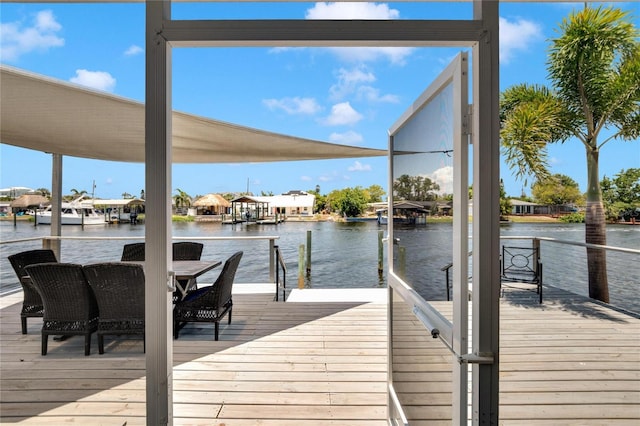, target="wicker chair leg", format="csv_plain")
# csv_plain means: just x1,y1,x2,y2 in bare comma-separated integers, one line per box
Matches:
173,321,179,339
228,308,232,324
41,334,48,356
214,322,219,341
98,334,105,355
84,334,91,356
21,317,27,334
